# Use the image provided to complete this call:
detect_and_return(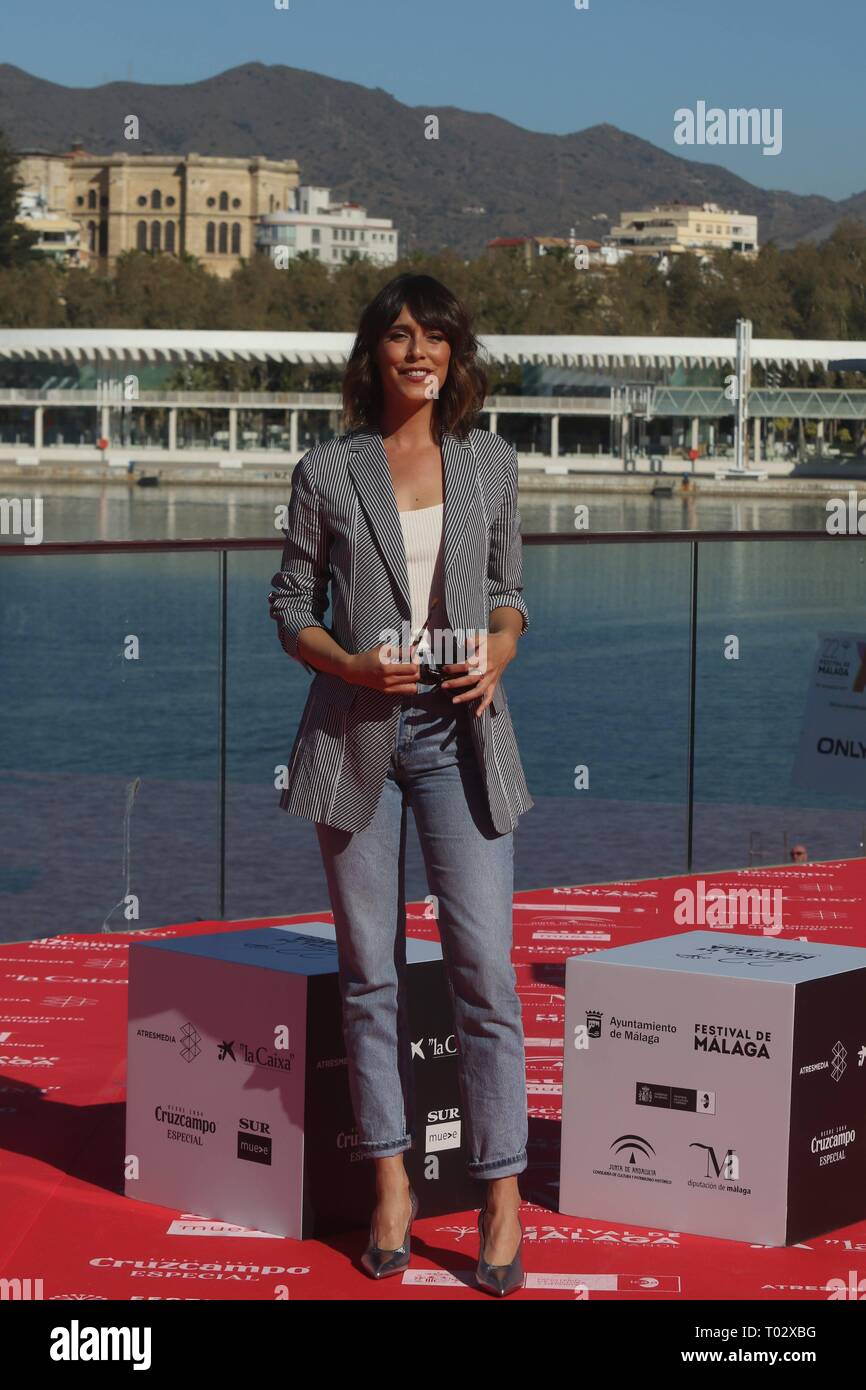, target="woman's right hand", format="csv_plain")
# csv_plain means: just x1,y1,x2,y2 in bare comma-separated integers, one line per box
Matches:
346,644,421,695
